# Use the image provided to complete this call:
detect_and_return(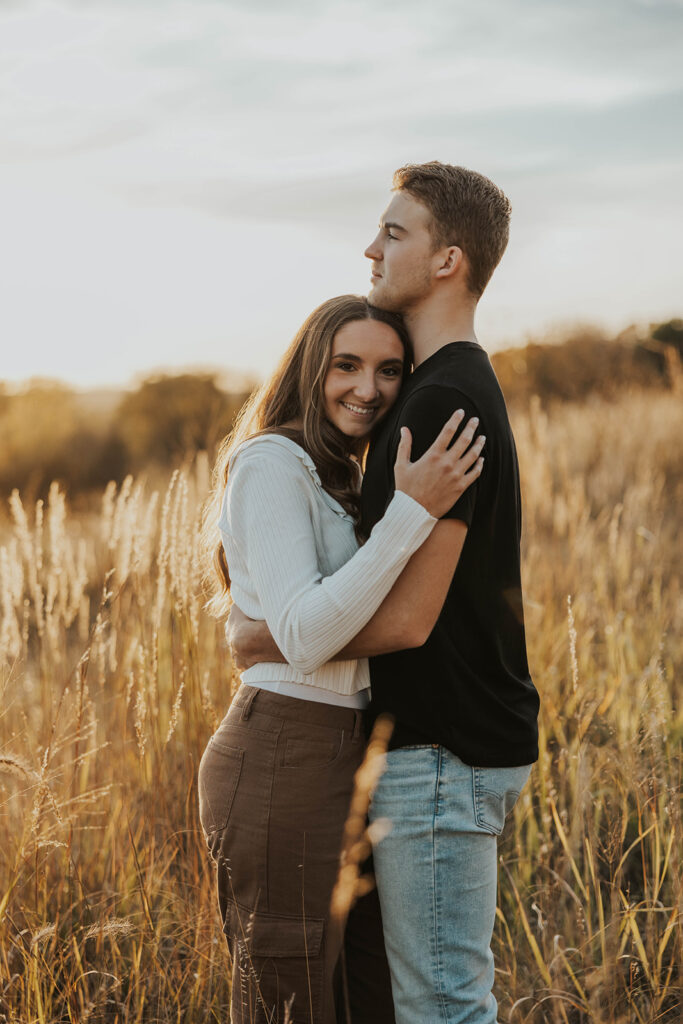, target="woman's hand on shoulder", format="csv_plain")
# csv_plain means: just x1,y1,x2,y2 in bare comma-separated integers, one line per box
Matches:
393,410,485,518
